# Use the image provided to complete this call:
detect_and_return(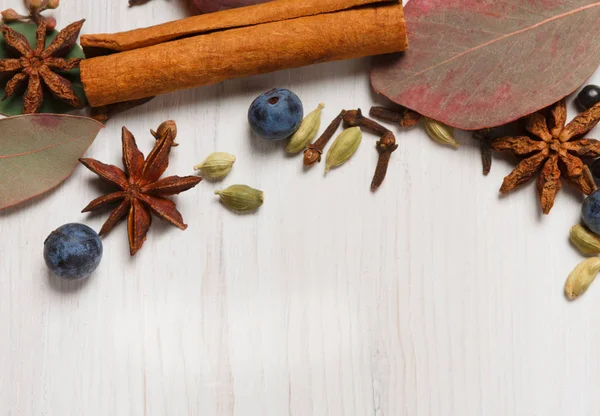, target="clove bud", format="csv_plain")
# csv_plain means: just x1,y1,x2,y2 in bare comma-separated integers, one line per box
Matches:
151,120,178,146
1,9,26,21
304,110,345,166
370,106,422,127
343,109,389,136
